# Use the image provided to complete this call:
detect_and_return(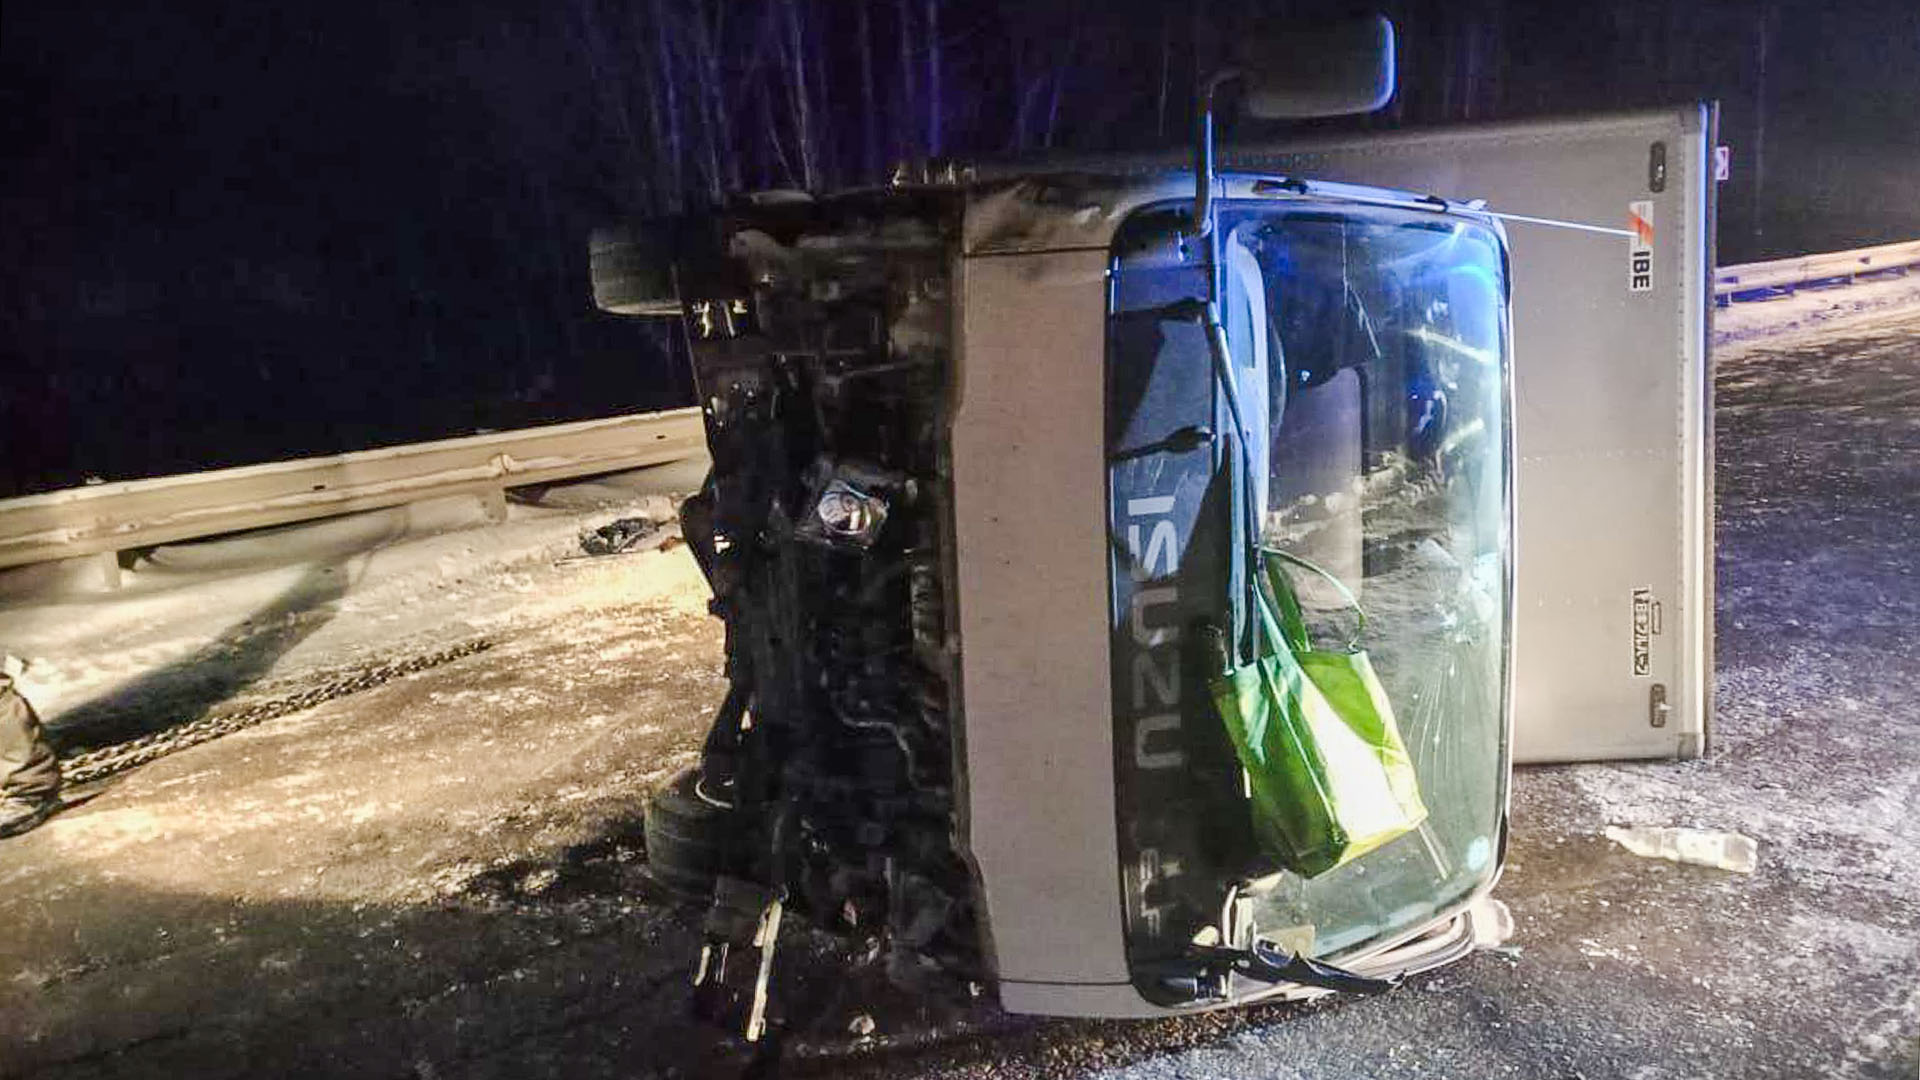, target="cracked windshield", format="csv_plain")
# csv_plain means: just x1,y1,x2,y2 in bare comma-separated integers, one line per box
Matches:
1235,204,1512,958
1107,200,1510,976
